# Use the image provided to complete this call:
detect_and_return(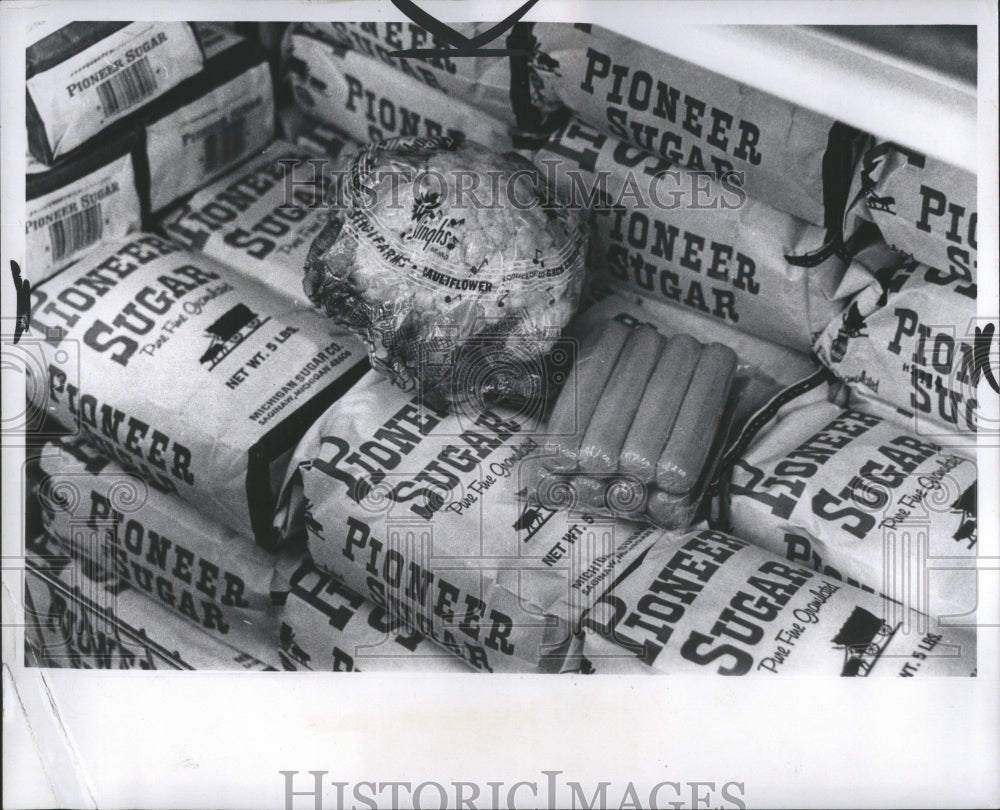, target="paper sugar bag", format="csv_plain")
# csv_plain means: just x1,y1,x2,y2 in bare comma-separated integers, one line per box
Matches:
25,532,278,670
30,234,368,546
537,119,872,352
278,371,661,672
573,528,975,676
526,23,866,227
